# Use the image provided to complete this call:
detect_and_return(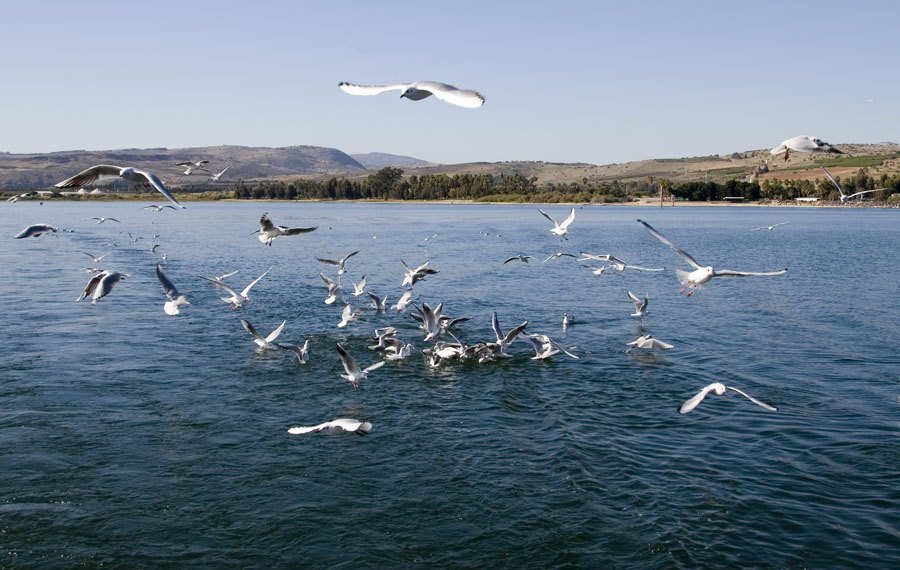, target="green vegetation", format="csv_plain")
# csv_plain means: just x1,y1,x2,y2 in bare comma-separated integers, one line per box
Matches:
818,152,900,168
